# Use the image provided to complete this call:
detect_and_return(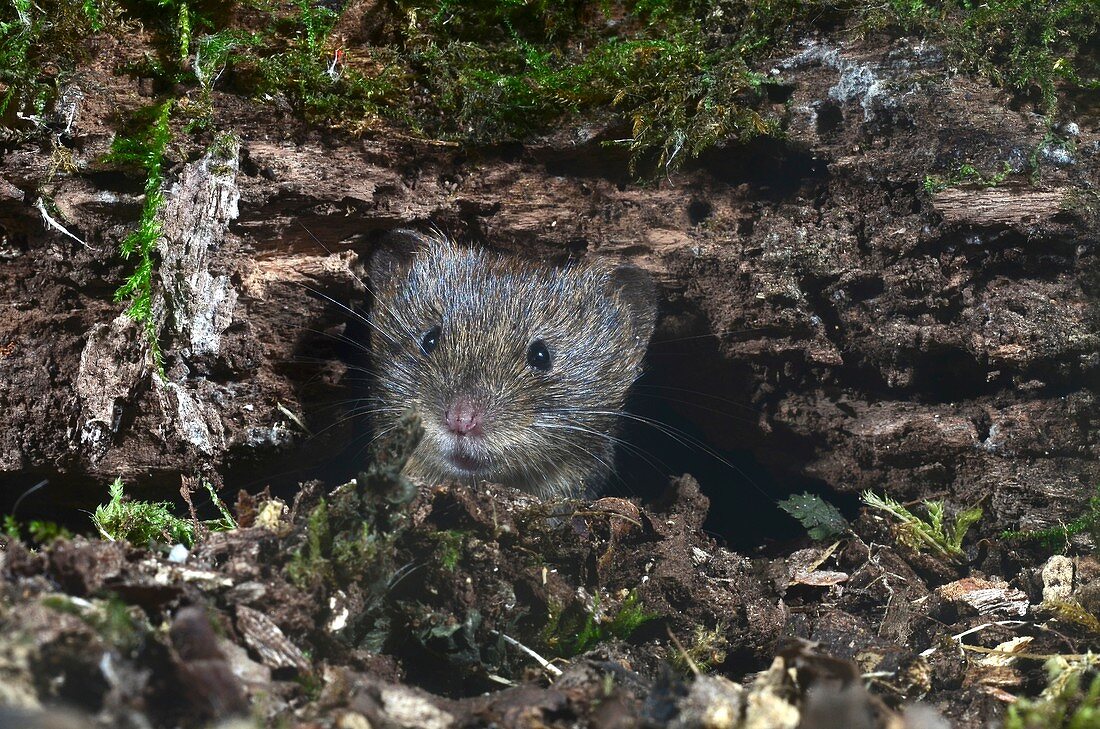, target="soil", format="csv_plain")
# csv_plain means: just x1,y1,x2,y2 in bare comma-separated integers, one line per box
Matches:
1,5,1099,729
